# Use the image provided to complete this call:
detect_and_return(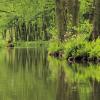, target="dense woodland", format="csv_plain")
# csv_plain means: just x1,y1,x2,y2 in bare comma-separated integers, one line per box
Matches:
0,0,100,62
0,0,55,41
0,1,100,99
